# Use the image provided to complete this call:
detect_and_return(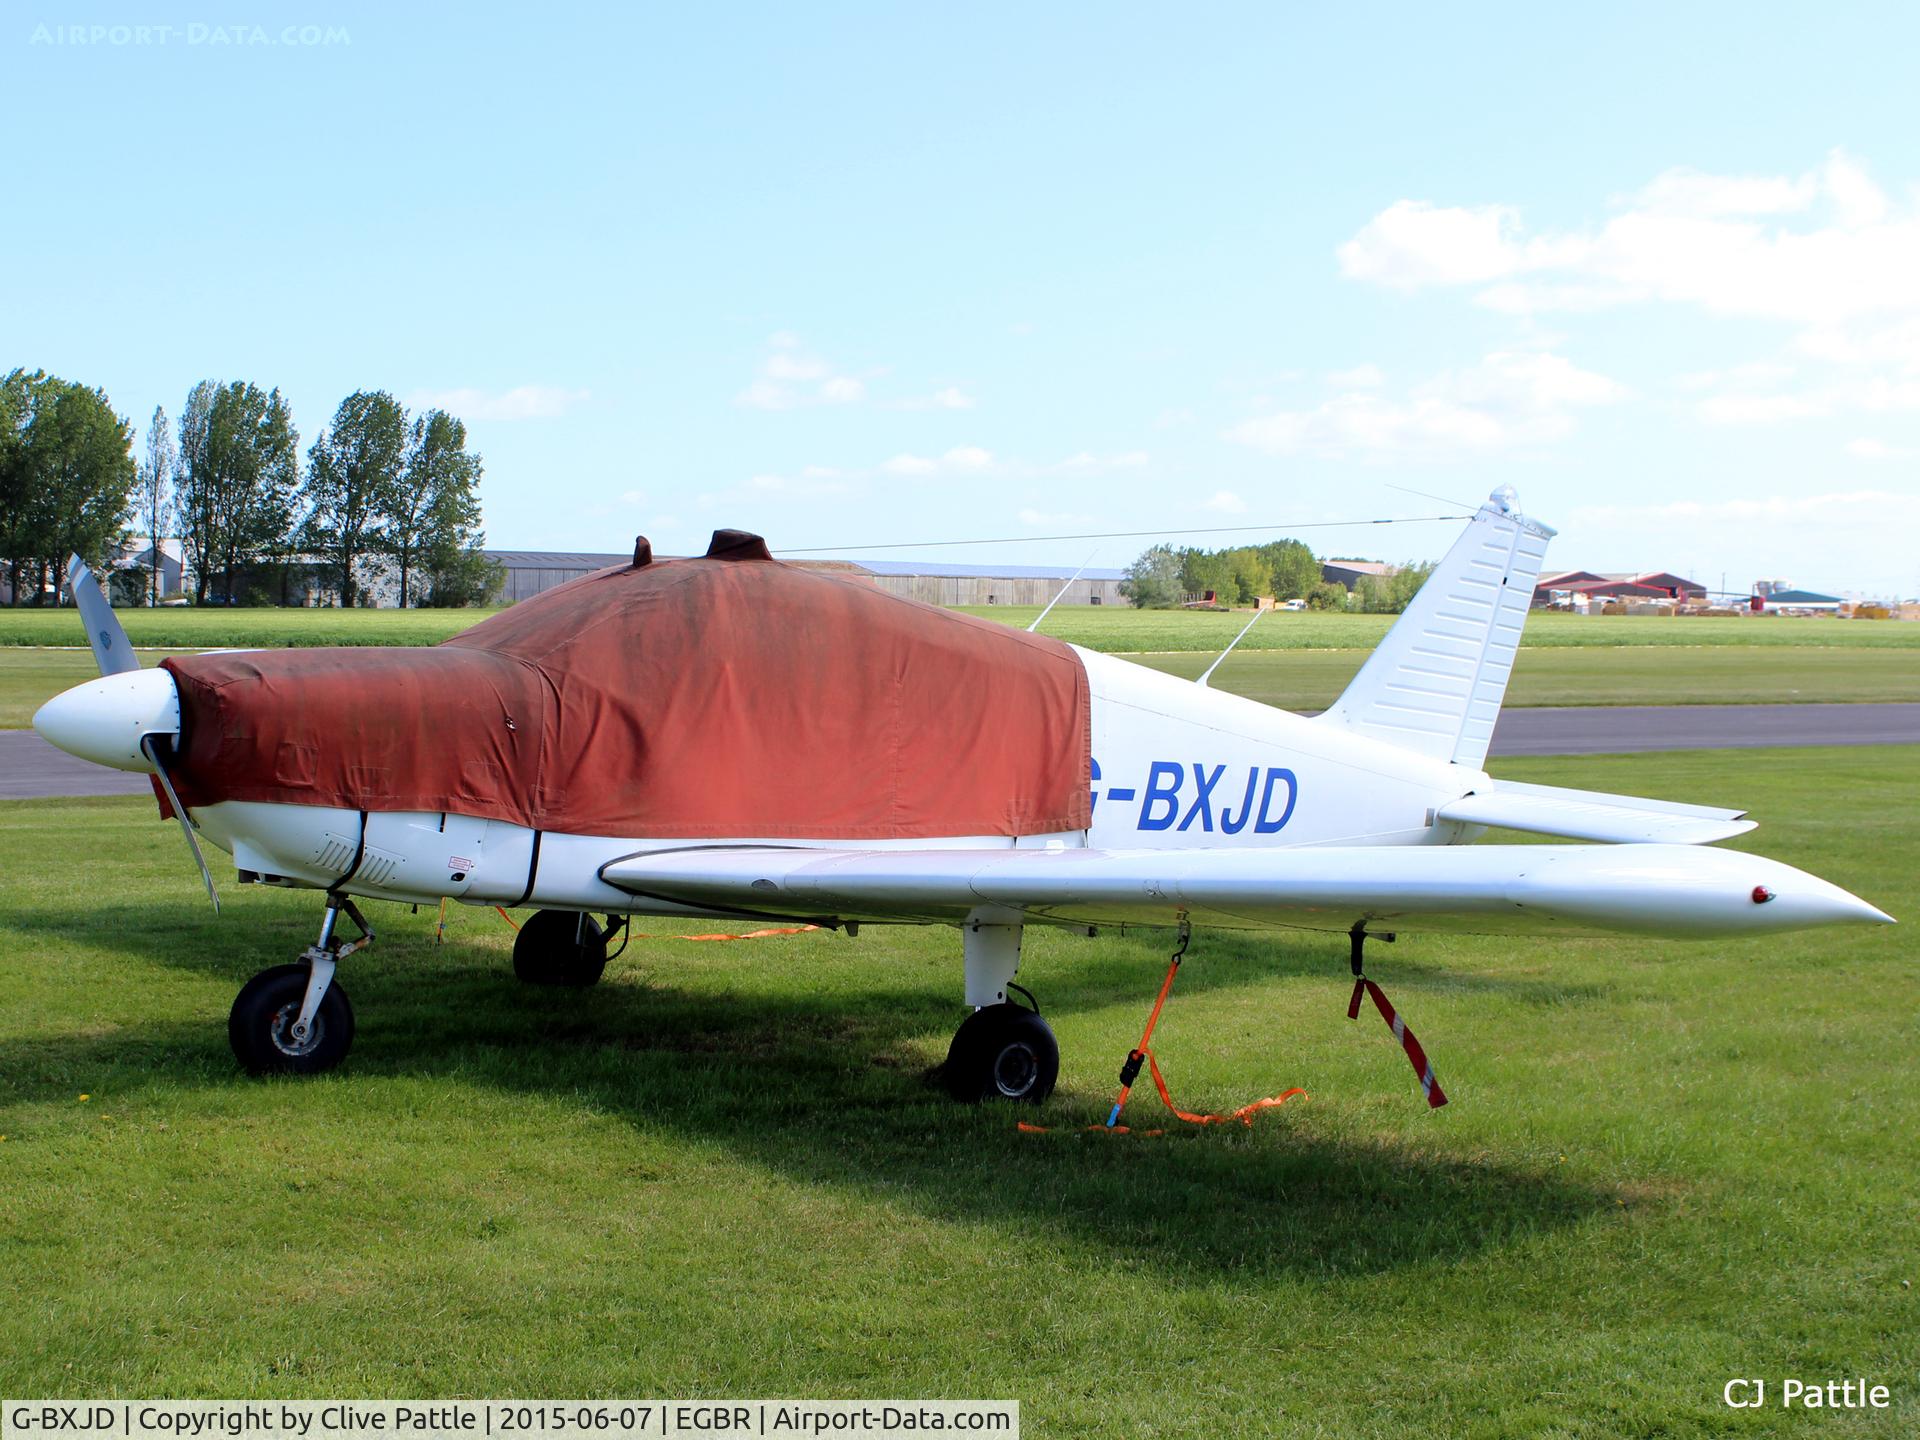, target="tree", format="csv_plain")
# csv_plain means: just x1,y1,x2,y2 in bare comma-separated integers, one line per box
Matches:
0,370,32,604
1304,580,1349,611
138,406,175,605
1178,547,1233,603
1356,561,1437,614
0,369,135,604
389,408,481,607
304,390,406,608
1257,538,1321,602
1120,544,1182,609
38,381,138,598
419,418,501,607
173,381,217,602
1223,546,1273,606
173,380,300,603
